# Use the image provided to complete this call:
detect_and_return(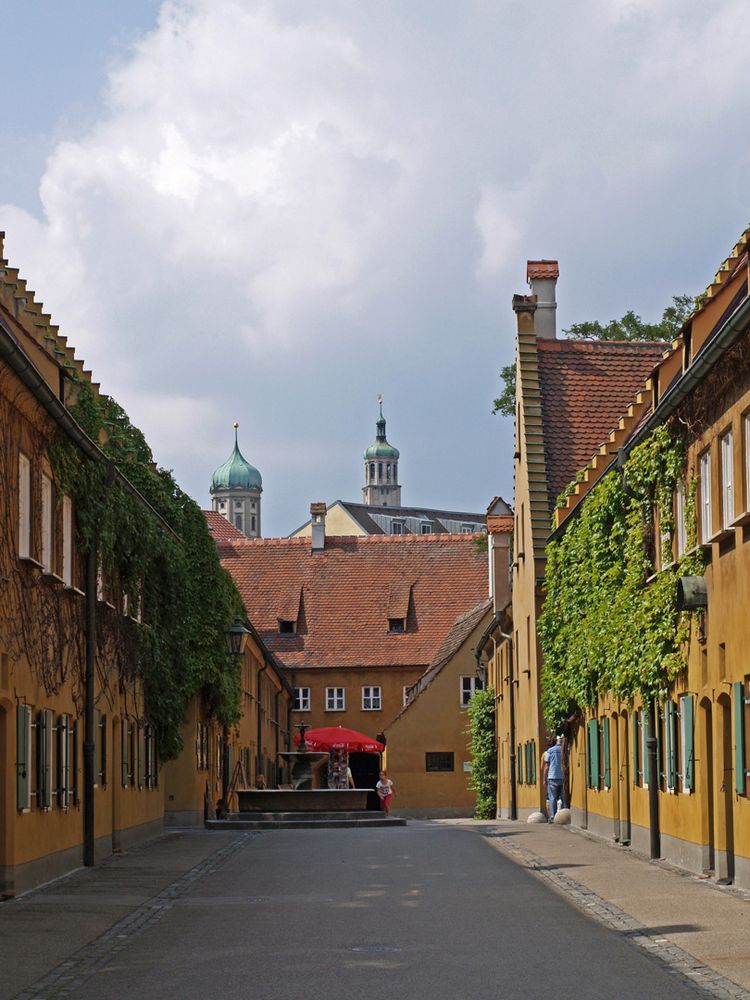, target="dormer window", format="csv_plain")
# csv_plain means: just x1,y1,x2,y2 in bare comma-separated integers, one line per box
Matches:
391,521,404,535
279,619,295,634
420,522,432,535
388,618,405,633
